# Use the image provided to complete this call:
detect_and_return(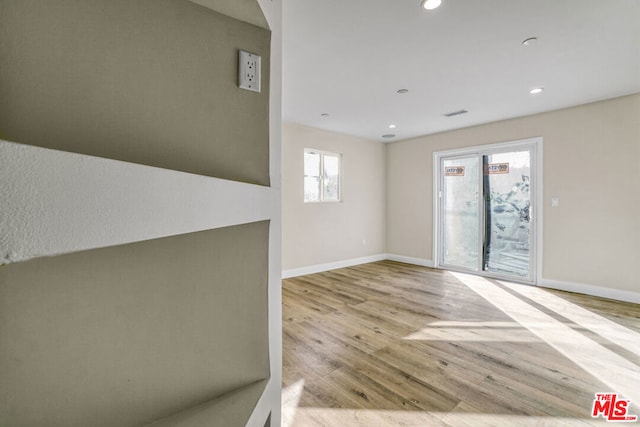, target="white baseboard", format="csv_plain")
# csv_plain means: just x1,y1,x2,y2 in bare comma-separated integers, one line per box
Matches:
282,254,387,279
385,254,434,268
538,278,640,305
